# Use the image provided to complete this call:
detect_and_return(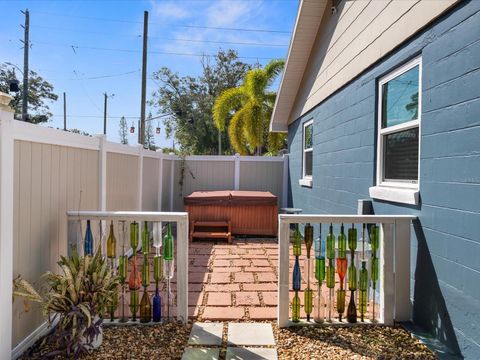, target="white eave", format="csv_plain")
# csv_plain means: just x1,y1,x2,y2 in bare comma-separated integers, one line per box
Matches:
269,0,328,133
